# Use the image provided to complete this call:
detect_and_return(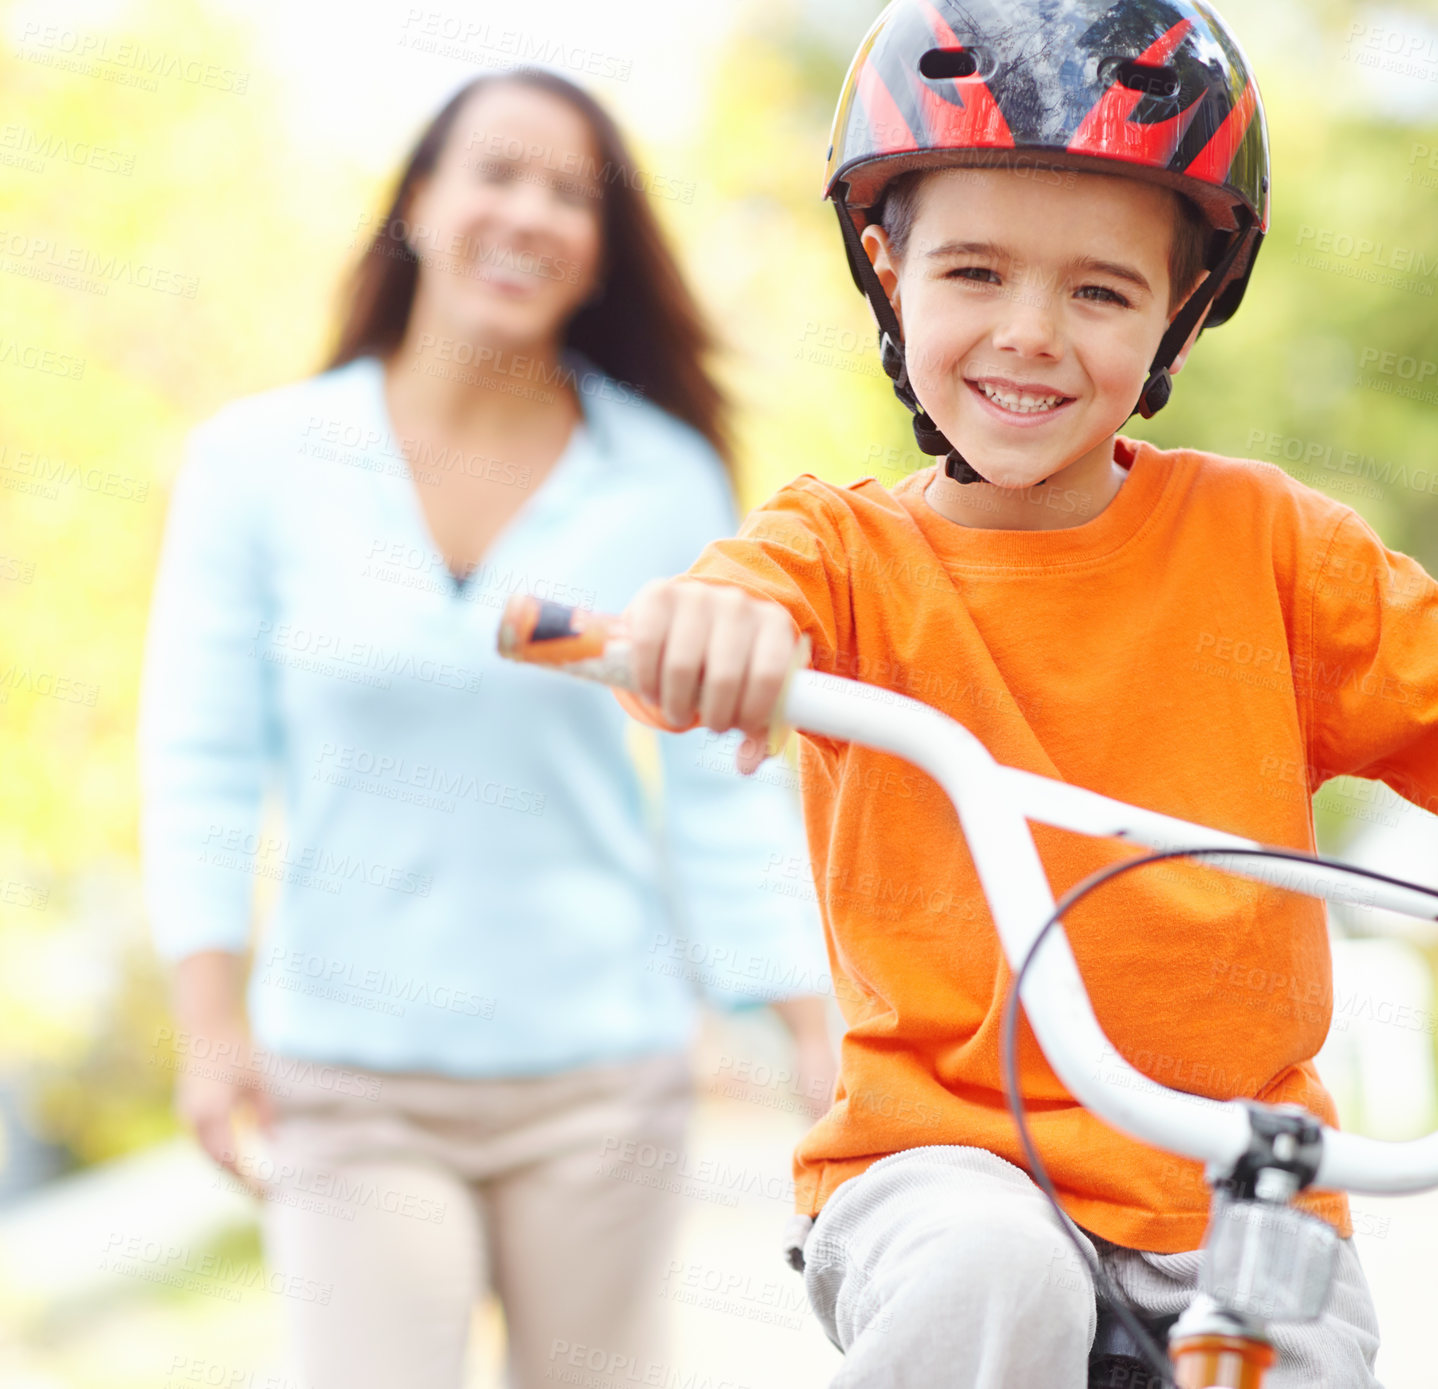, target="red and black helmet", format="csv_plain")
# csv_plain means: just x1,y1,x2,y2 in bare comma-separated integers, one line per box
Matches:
822,0,1271,478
